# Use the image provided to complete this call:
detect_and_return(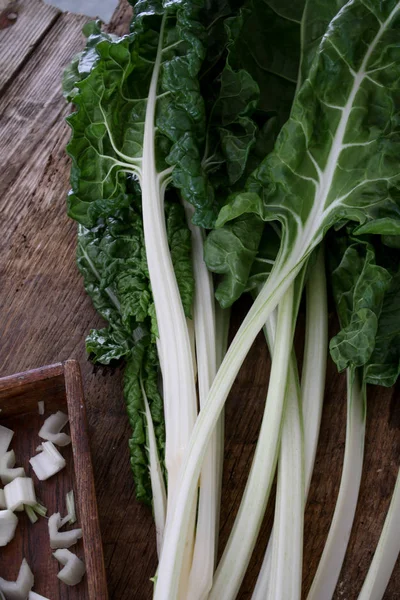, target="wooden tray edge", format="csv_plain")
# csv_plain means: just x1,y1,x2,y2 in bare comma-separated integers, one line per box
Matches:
64,359,109,600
